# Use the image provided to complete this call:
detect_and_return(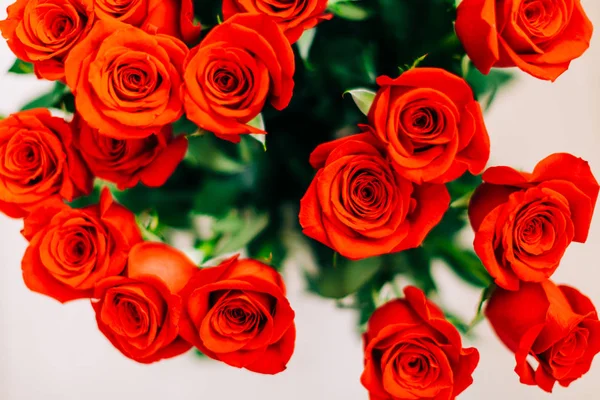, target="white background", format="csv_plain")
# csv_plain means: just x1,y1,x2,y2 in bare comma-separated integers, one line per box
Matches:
1,1,599,399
